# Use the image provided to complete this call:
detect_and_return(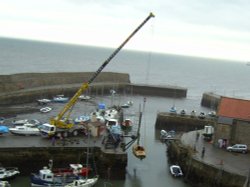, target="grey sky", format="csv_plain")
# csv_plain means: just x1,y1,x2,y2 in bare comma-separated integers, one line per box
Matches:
0,0,250,61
